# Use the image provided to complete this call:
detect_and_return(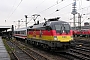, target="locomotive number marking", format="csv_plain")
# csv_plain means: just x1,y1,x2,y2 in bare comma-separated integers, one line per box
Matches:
62,36,66,38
